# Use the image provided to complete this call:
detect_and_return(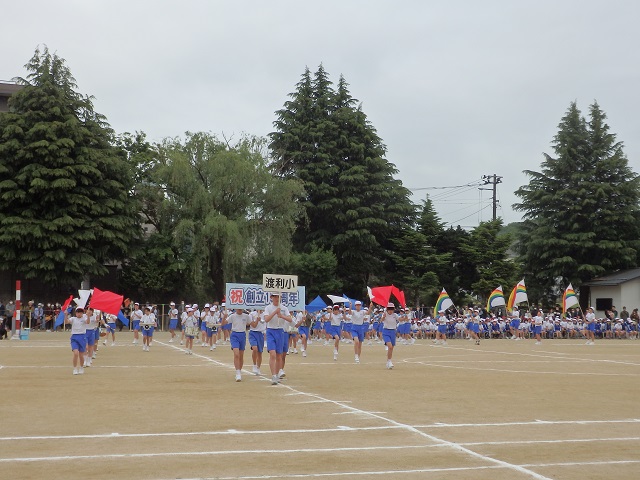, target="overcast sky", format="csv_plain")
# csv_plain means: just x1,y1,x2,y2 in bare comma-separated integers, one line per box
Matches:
3,1,639,228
